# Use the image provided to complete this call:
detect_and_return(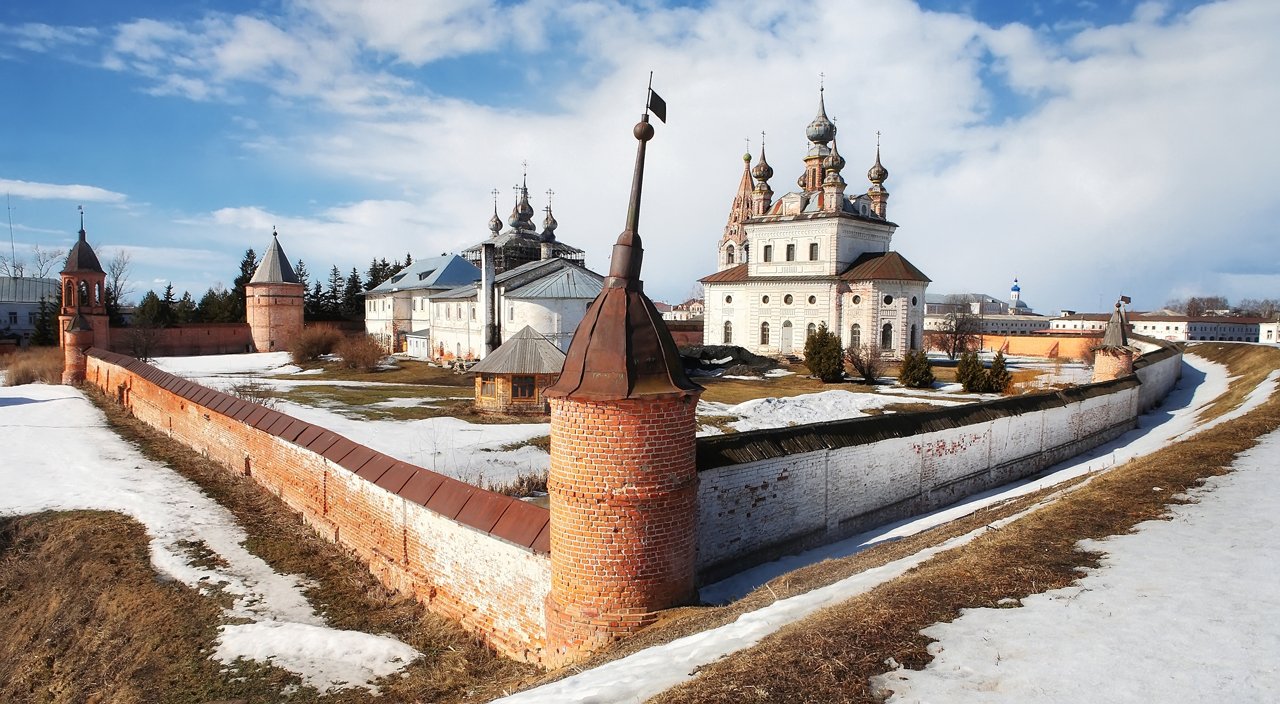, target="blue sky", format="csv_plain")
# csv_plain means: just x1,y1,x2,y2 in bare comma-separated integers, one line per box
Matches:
2,0,1277,313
